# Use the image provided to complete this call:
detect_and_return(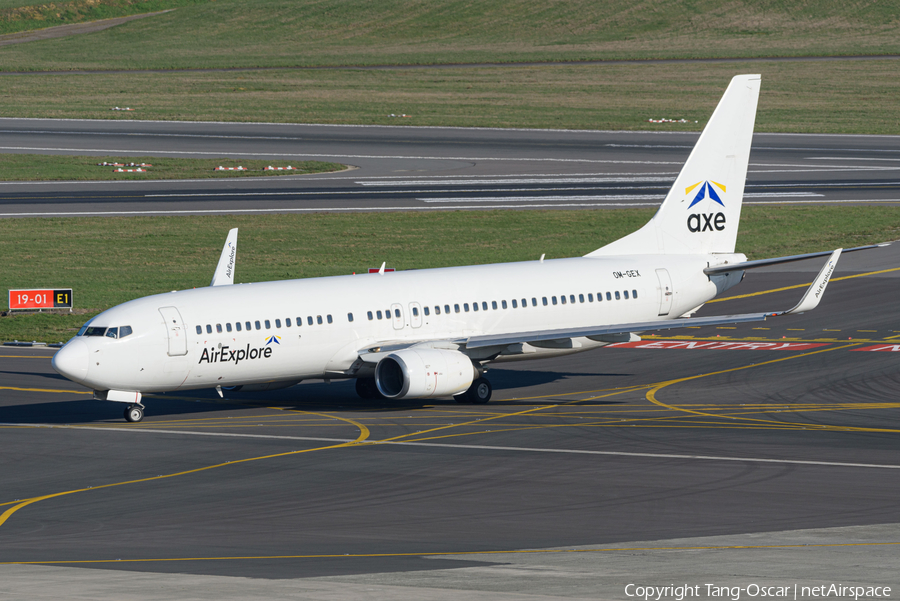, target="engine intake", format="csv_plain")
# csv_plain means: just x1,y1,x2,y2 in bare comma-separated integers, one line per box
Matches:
375,348,476,399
